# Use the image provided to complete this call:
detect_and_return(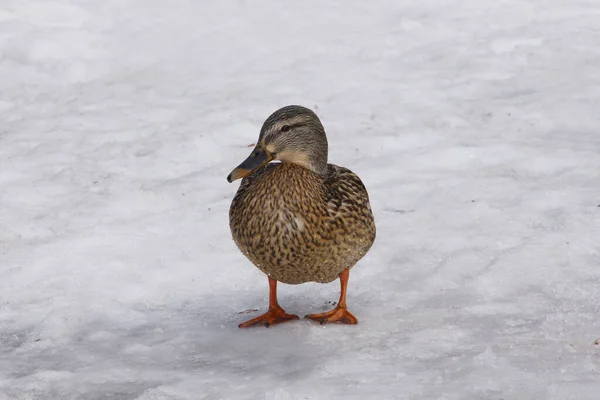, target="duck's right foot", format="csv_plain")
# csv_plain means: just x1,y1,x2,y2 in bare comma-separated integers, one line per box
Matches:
238,306,299,328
